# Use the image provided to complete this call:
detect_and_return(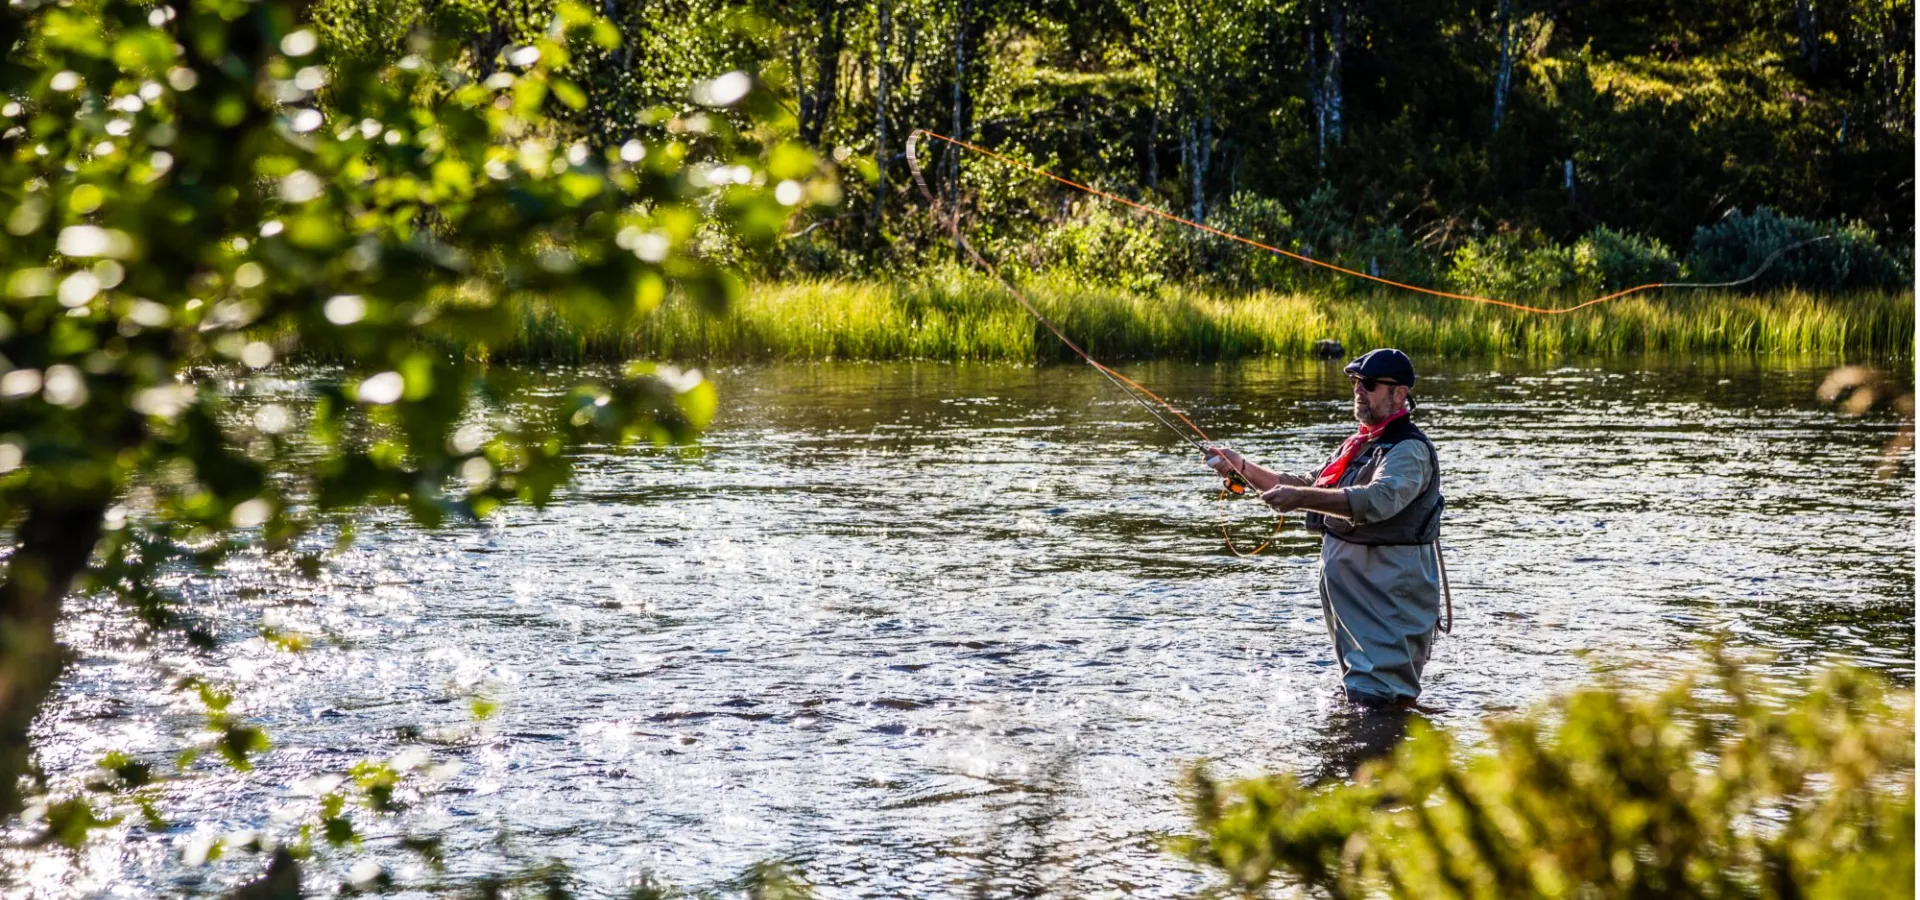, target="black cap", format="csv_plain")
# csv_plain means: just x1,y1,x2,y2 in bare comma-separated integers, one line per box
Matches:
1344,348,1416,387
